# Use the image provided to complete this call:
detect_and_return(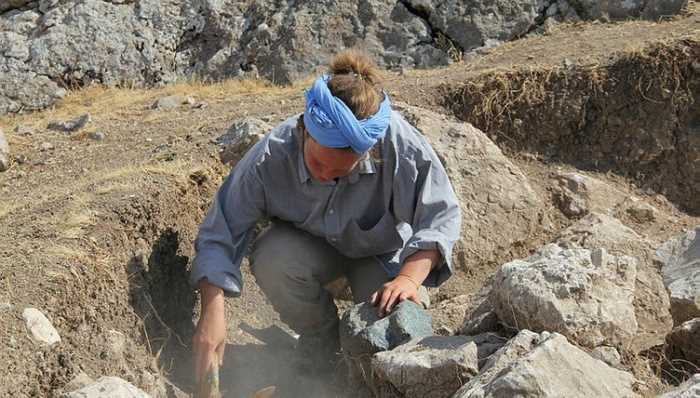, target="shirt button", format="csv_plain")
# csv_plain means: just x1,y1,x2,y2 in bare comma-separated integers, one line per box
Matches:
329,209,335,214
